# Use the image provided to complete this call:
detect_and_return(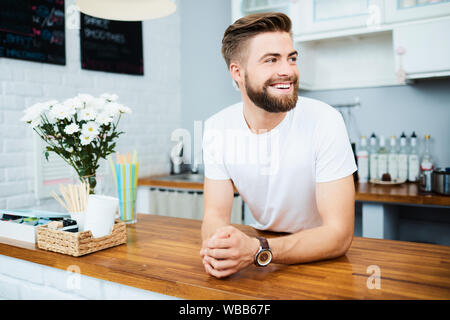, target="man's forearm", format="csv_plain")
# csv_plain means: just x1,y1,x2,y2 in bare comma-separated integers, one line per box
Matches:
268,225,353,265
201,213,230,241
